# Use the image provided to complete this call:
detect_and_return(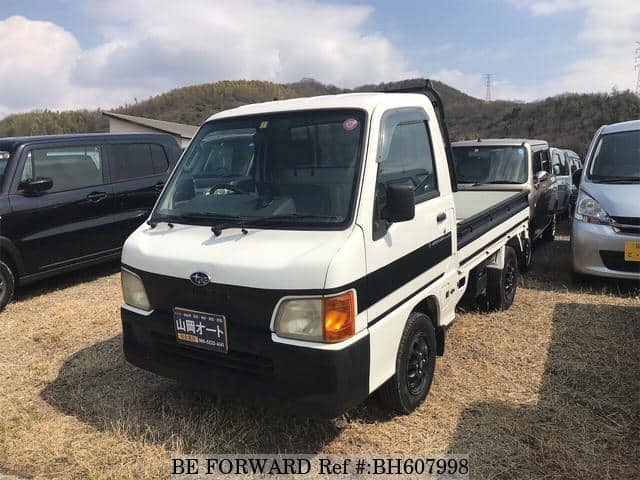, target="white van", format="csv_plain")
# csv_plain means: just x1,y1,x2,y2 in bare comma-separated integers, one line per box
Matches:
120,81,530,416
